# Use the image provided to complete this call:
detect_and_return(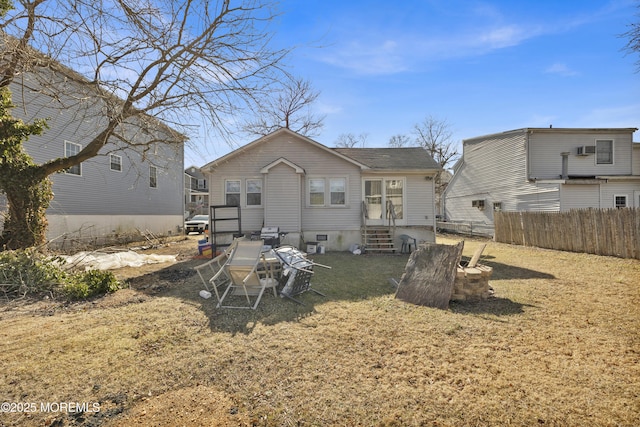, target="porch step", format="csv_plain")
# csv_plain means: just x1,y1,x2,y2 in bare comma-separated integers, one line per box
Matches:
362,227,396,253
